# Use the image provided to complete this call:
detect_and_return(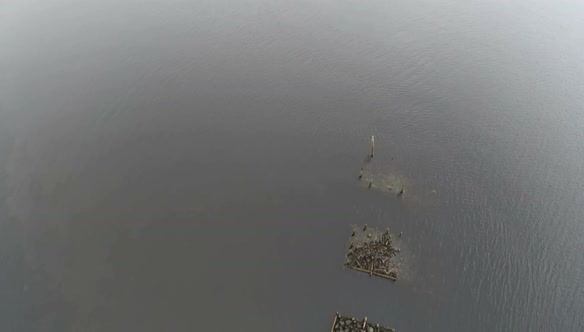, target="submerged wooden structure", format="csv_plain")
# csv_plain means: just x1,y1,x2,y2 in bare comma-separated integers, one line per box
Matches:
330,313,395,332
344,225,400,281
